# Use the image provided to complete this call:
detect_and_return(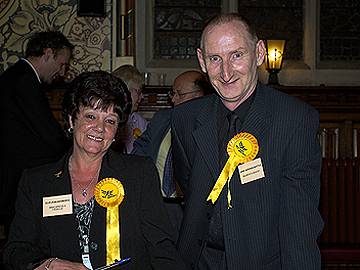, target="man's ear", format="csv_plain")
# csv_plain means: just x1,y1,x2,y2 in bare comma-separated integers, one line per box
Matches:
255,40,266,67
68,115,74,128
197,48,207,74
43,48,53,61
